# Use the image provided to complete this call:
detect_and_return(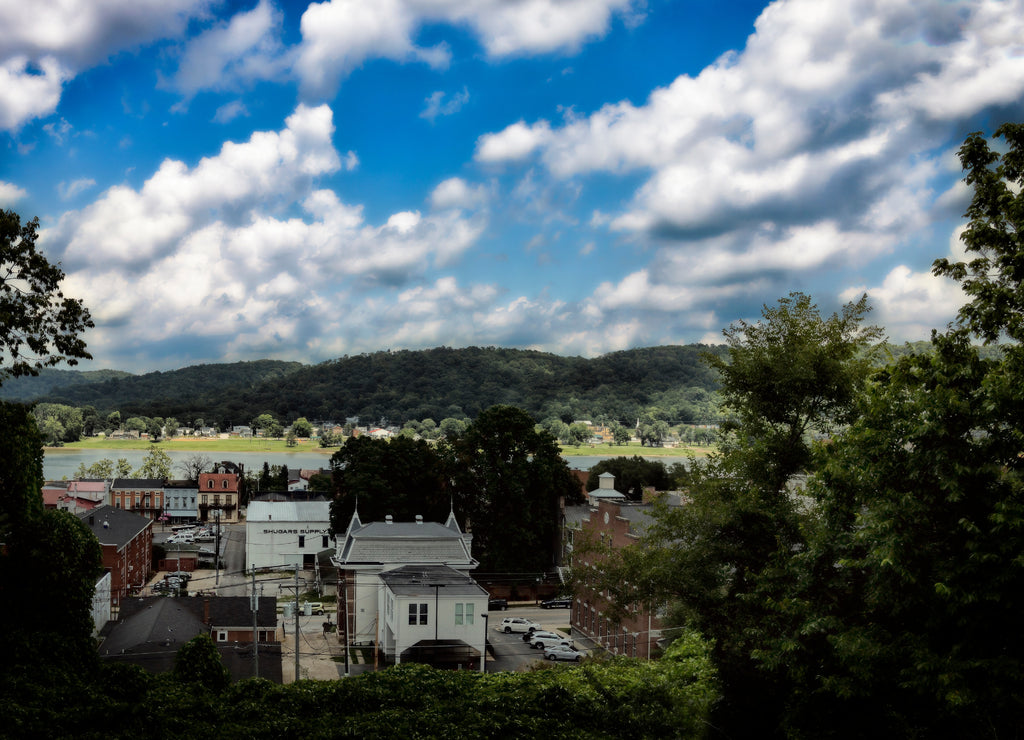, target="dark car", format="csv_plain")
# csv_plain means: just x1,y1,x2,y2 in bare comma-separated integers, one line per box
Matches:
488,598,508,611
541,597,572,609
